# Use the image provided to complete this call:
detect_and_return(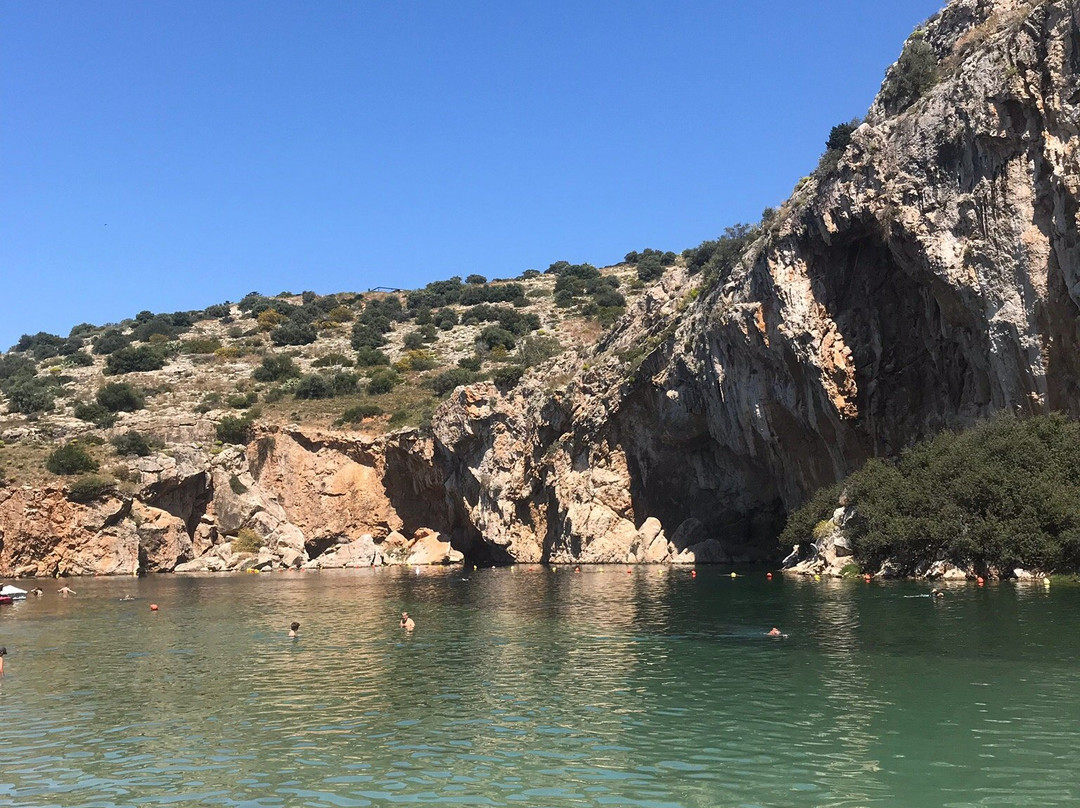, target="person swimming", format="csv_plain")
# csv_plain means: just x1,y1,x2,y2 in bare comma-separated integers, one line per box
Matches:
400,612,415,631
289,622,300,637
57,586,76,596
767,627,782,636
0,646,6,676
